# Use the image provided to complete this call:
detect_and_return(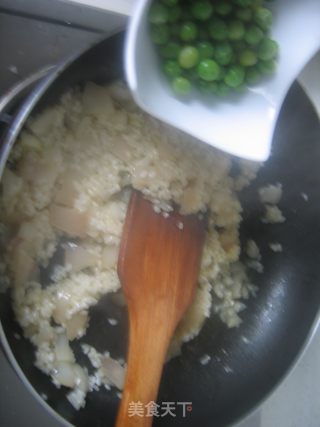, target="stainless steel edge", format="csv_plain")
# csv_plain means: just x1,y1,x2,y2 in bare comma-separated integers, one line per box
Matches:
229,306,320,427
0,66,54,118
0,33,111,427
0,321,73,427
0,33,107,180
